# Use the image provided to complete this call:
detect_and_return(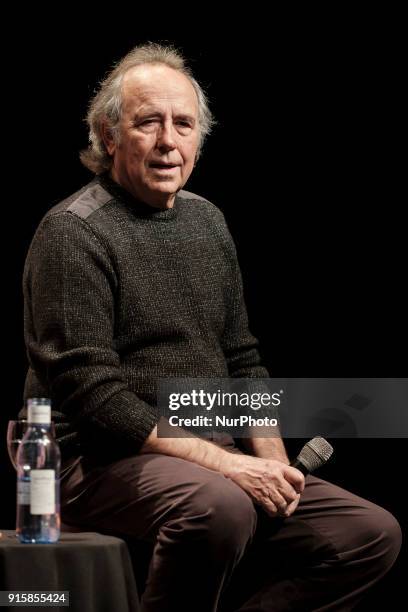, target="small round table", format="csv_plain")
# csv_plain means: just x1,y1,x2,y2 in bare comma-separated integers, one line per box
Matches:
0,530,140,611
